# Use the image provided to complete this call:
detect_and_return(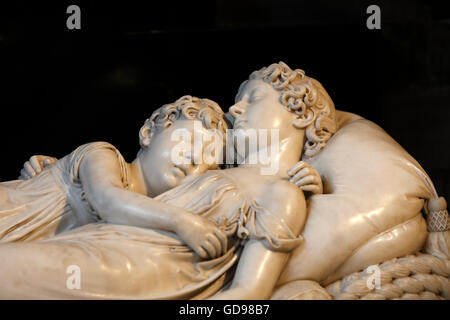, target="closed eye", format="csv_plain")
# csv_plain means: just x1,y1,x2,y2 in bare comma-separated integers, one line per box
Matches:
249,89,264,103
